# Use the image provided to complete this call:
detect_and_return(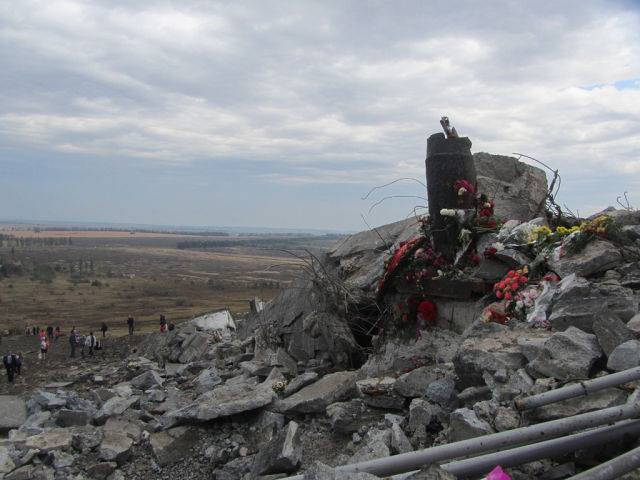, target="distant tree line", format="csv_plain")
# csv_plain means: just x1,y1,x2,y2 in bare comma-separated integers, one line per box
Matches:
176,237,322,250
0,236,72,247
